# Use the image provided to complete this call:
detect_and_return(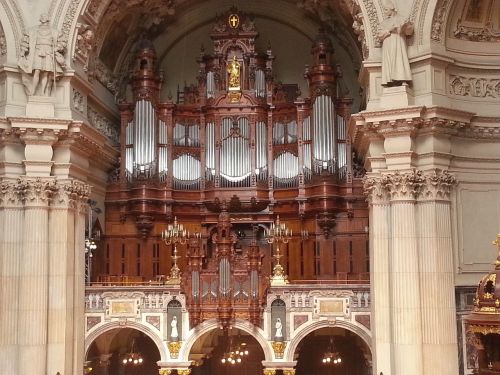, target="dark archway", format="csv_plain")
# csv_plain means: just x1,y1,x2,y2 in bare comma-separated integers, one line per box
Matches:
86,328,161,375
295,327,371,375
189,328,265,375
